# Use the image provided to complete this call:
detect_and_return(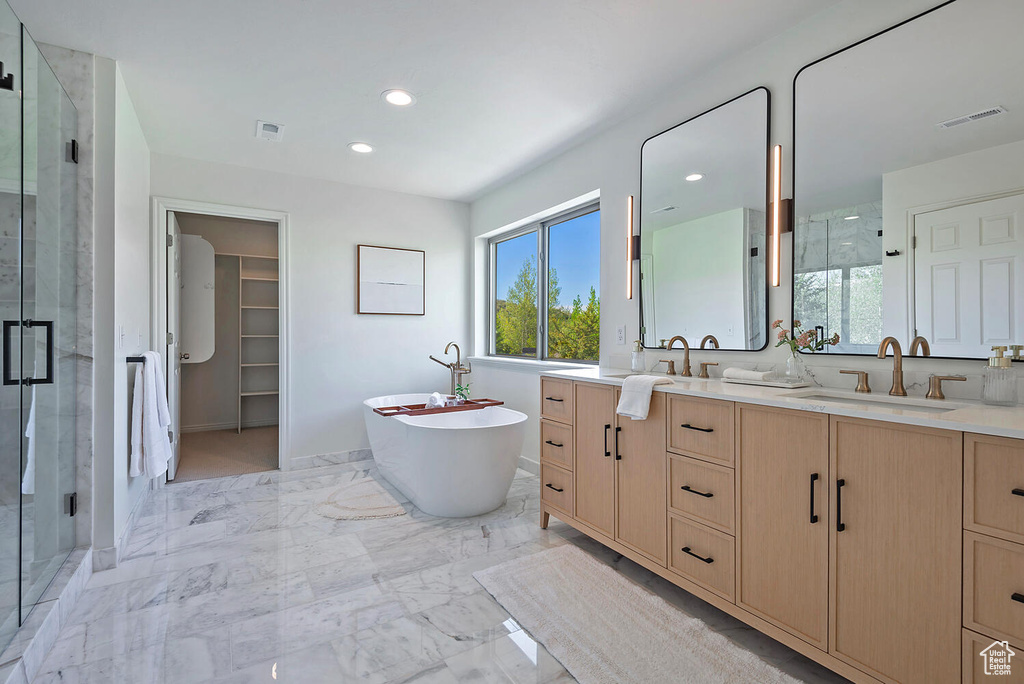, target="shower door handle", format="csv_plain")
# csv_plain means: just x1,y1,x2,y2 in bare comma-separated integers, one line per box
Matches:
24,320,54,385
2,320,17,386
